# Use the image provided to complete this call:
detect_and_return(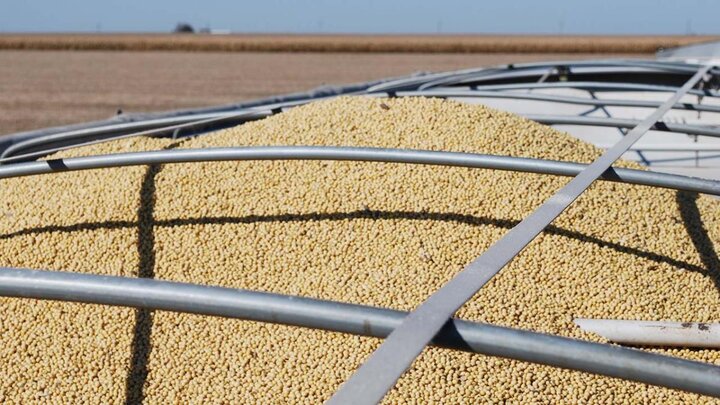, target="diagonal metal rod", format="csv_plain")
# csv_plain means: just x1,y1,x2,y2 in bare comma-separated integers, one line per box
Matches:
327,65,713,405
0,267,719,398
